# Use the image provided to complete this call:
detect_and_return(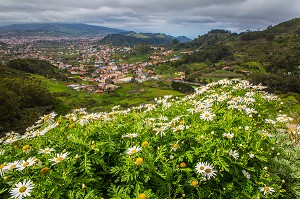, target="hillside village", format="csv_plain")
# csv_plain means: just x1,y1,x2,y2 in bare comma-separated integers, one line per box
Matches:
0,35,189,93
